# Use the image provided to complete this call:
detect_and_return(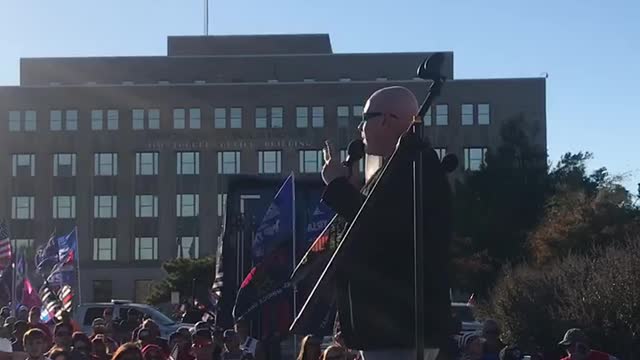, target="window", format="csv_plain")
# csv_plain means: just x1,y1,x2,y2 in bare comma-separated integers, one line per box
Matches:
177,236,199,259
173,108,185,129
433,148,447,160
296,107,308,128
24,111,36,131
258,151,282,174
53,196,76,219
230,107,242,128
135,195,158,217
107,110,119,130
94,153,118,176
148,109,160,129
94,195,117,218
464,147,488,171
461,104,474,125
65,110,78,130
435,104,448,126
135,237,158,260
255,107,267,128
214,108,226,128
93,238,116,261
177,194,199,217
91,110,103,130
136,152,158,175
12,154,35,177
11,196,34,219
423,107,432,126
53,153,76,176
217,193,227,217
10,239,34,253
9,111,21,132
271,107,283,128
134,280,154,303
299,150,323,173
352,105,363,118
312,106,324,128
177,152,199,175
340,150,365,172
478,104,490,125
132,109,144,130
189,108,201,129
217,151,240,174
92,280,112,302
337,106,350,128
50,110,62,131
